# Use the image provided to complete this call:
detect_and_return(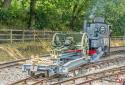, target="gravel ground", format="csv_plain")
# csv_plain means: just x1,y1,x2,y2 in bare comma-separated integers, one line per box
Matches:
0,66,28,85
